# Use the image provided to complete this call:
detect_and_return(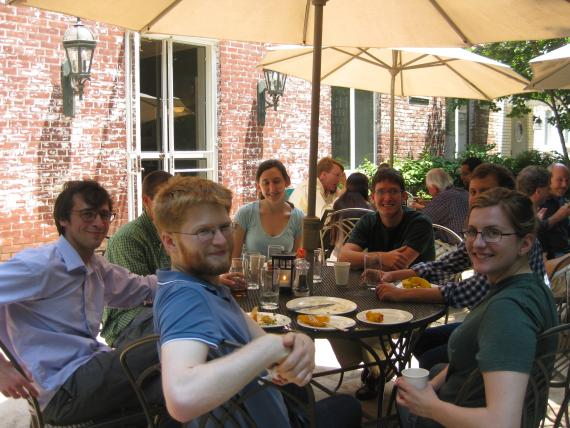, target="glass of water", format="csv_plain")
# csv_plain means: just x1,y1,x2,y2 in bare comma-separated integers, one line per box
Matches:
247,254,266,289
363,253,382,289
229,258,247,297
259,266,280,310
267,244,285,257
313,248,323,283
